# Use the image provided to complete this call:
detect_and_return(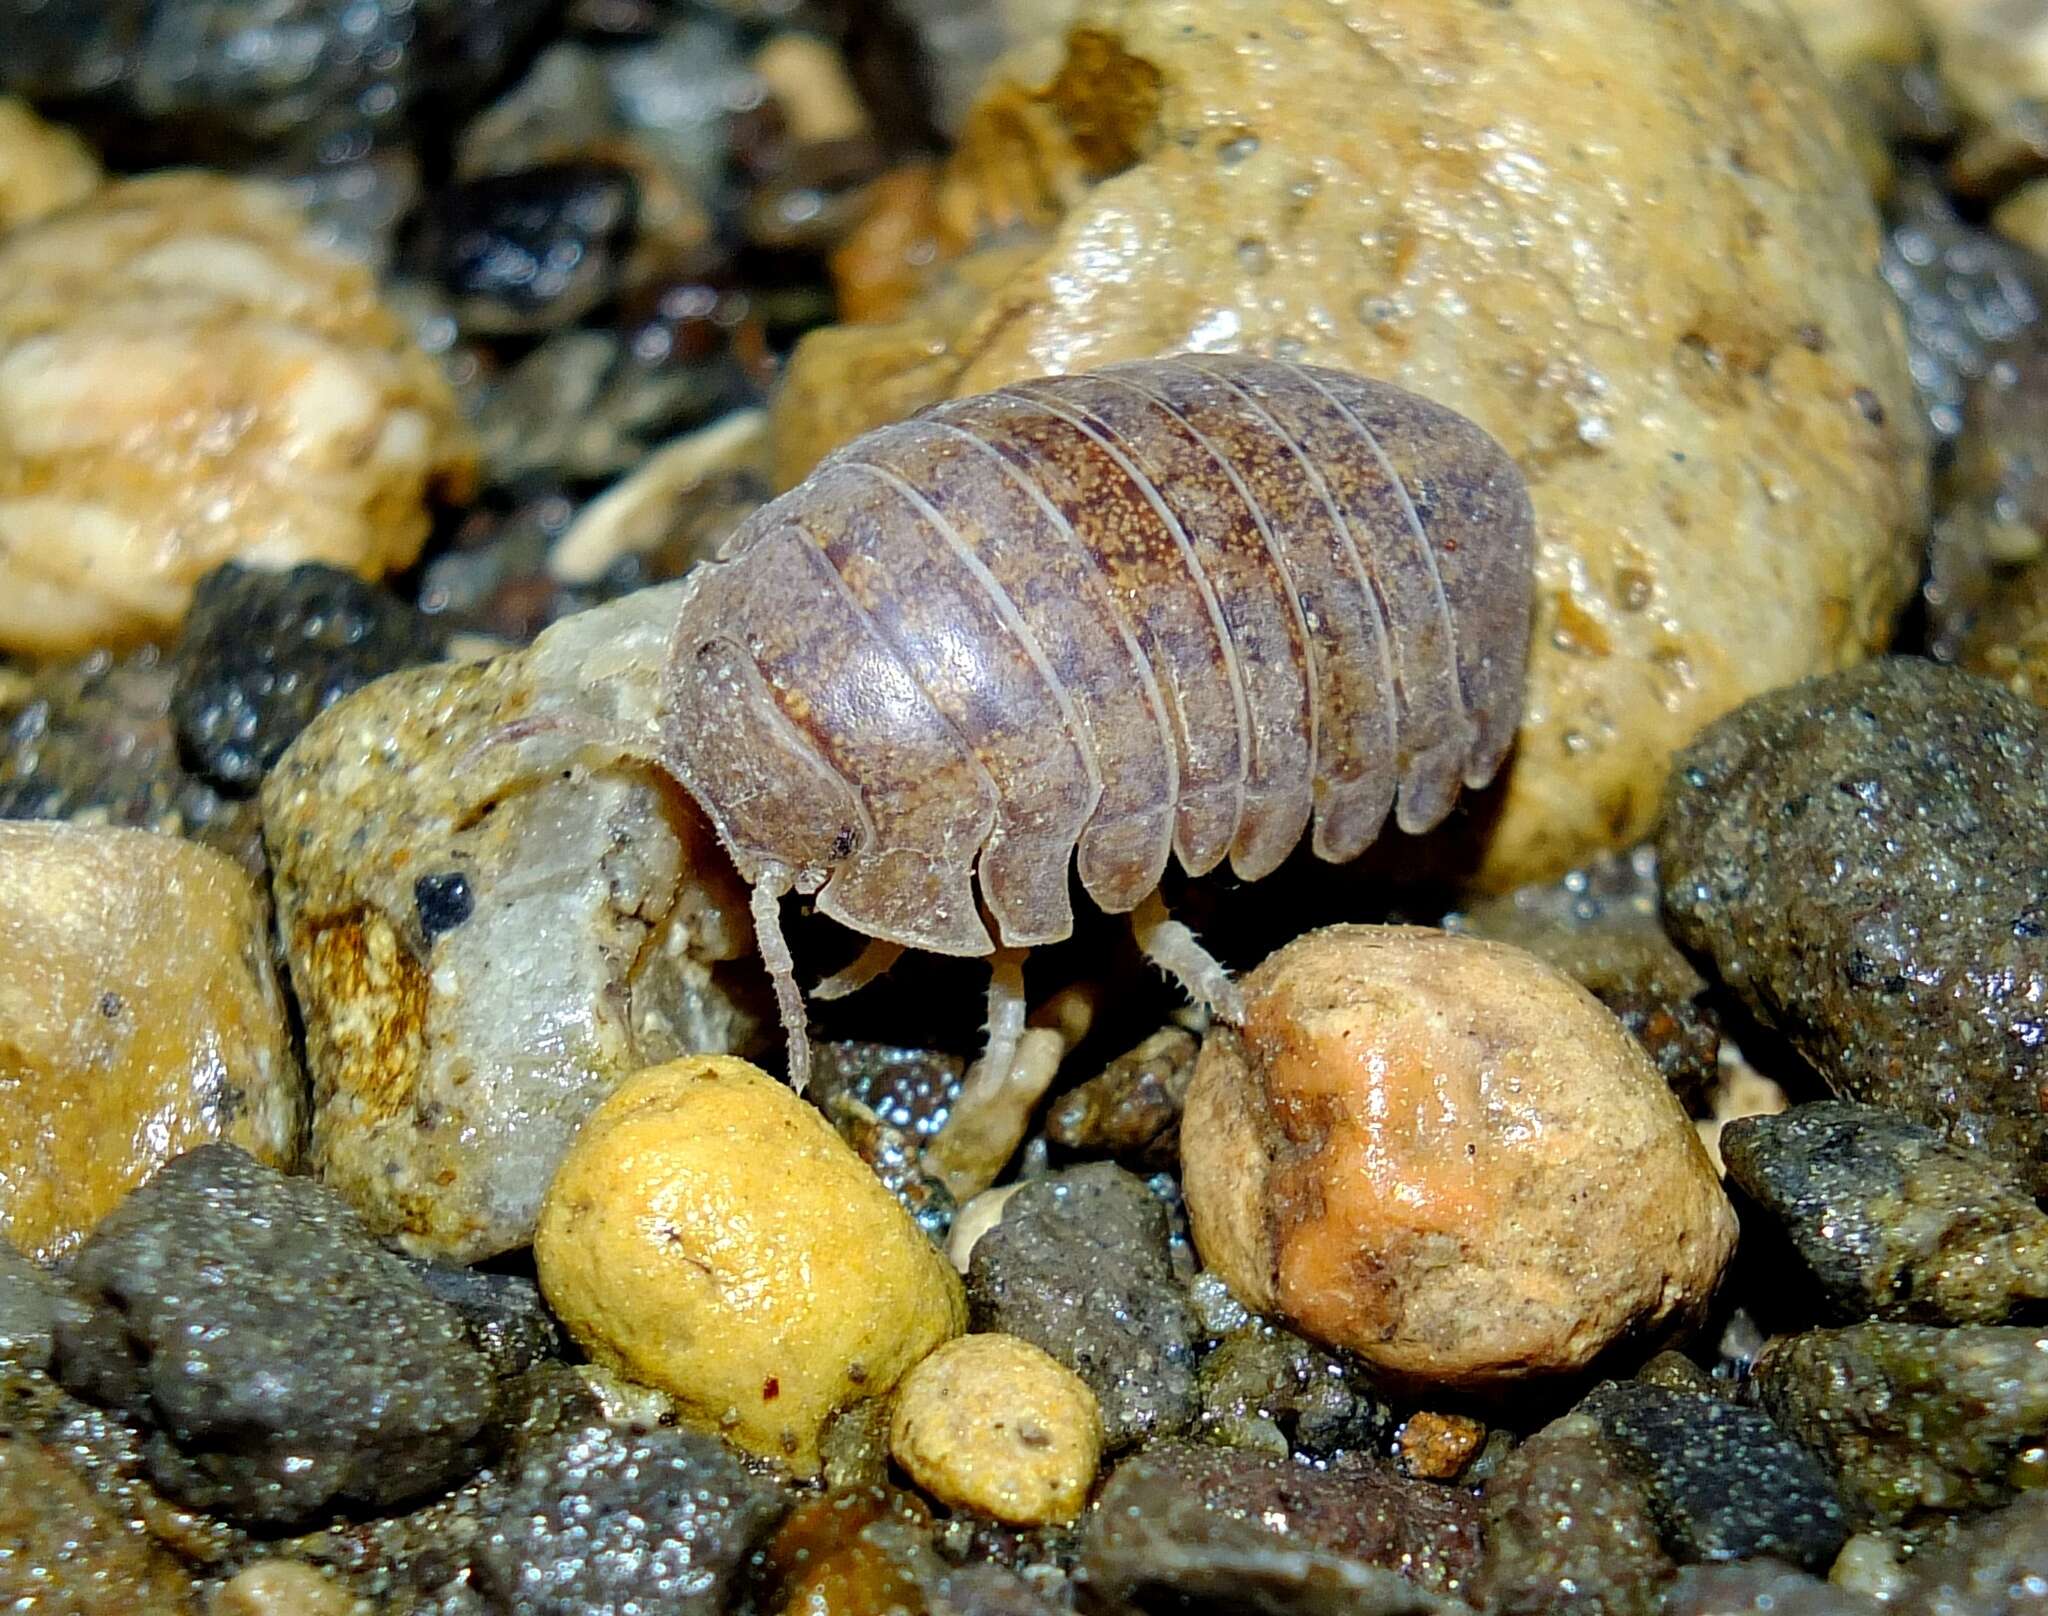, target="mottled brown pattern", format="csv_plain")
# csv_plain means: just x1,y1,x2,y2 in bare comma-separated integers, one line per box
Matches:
660,356,1533,955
